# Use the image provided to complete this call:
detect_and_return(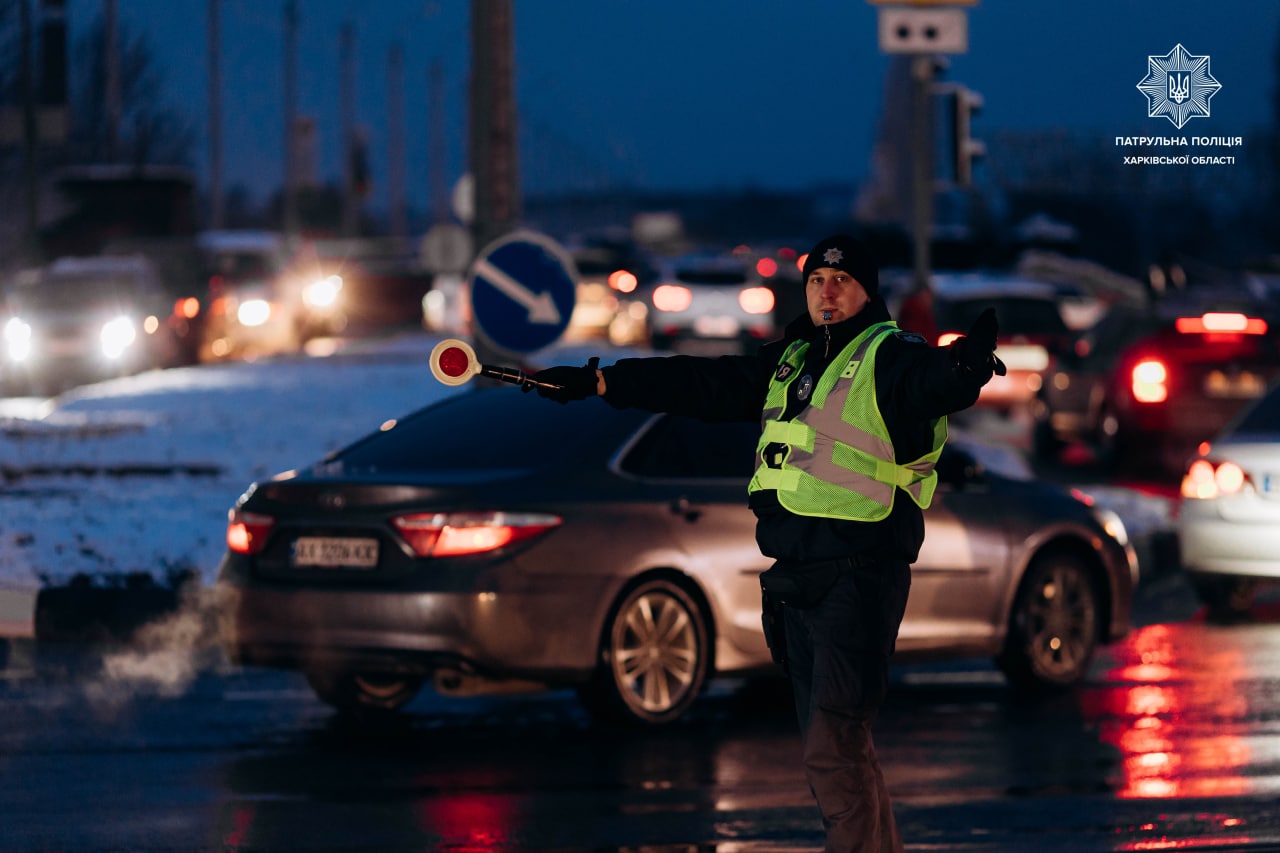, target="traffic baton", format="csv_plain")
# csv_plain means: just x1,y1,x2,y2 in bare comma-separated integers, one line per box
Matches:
428,339,564,391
